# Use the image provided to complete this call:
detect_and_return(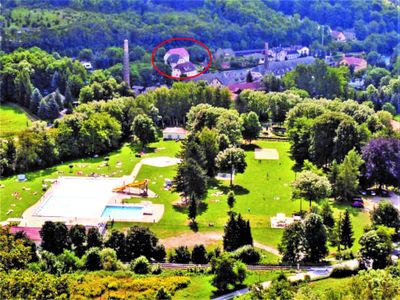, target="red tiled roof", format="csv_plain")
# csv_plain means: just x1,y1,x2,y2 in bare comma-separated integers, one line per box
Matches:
10,226,42,241
227,81,262,93
340,56,366,66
